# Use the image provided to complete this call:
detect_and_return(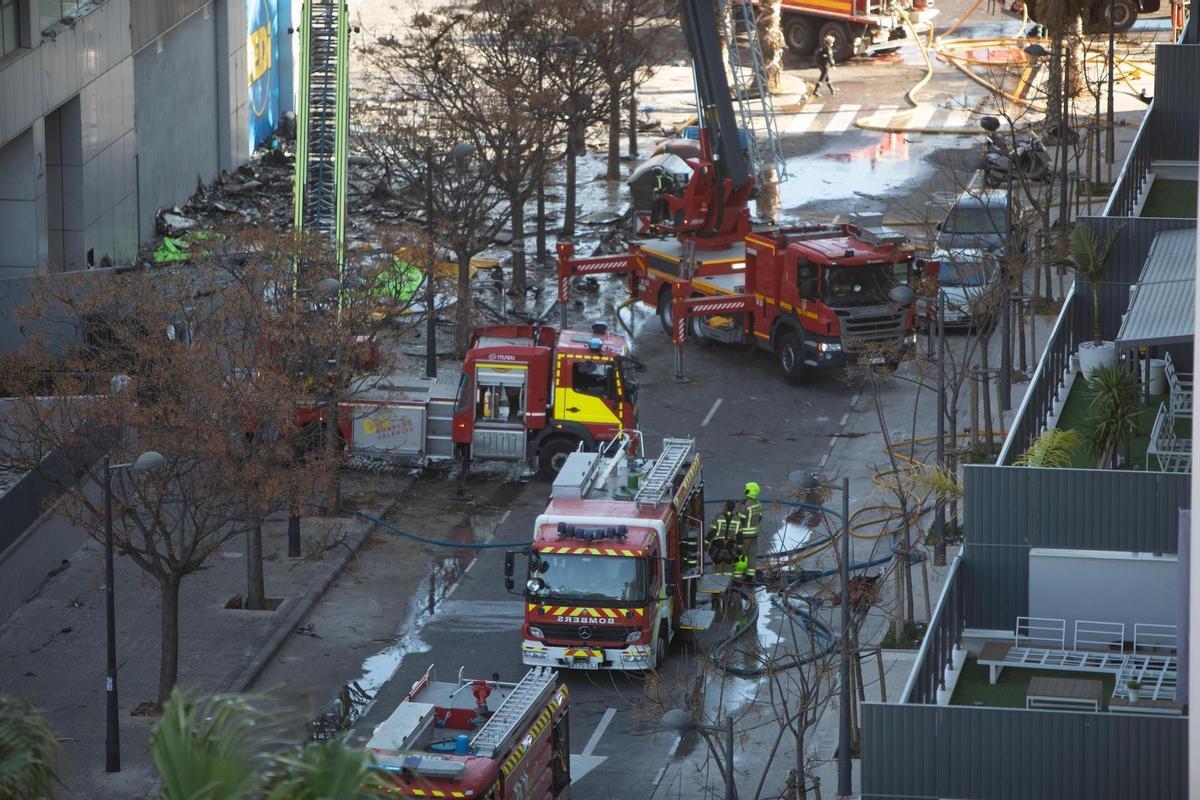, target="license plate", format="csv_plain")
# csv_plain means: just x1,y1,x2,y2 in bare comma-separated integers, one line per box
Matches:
869,356,887,365
572,659,600,670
